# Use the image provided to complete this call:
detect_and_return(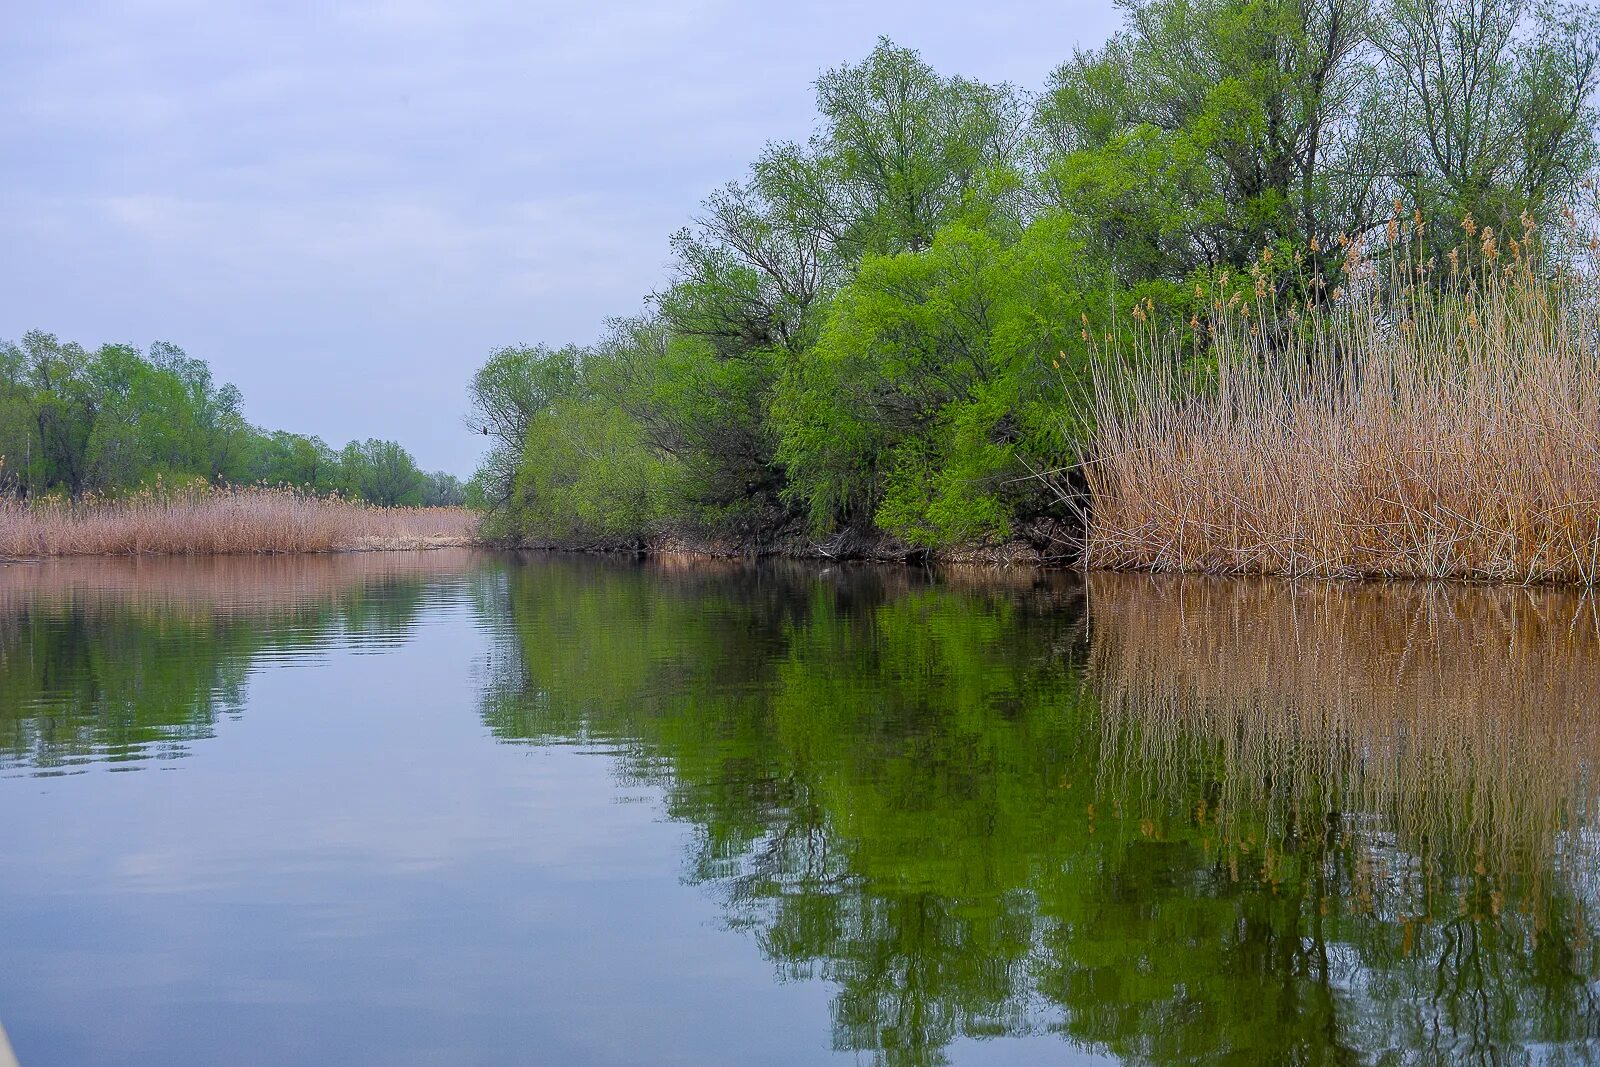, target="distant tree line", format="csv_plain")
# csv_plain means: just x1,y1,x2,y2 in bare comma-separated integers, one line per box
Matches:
470,0,1600,551
0,330,465,507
